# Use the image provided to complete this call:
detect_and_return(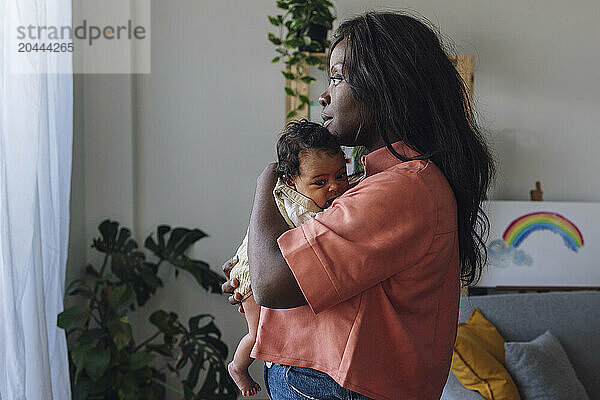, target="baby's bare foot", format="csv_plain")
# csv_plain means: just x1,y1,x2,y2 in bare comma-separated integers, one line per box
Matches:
228,361,261,397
